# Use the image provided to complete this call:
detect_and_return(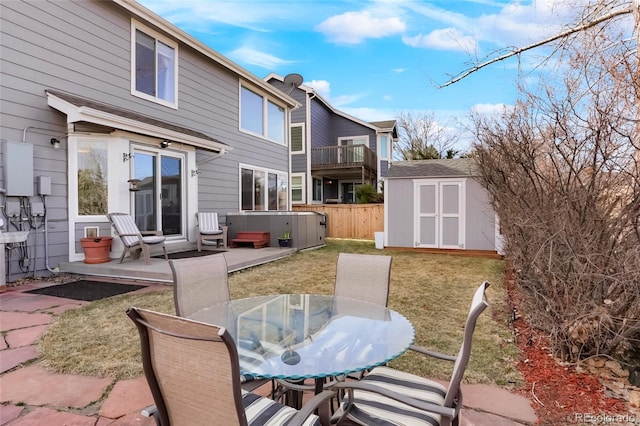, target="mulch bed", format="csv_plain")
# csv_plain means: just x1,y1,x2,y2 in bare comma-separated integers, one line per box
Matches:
25,280,146,301
507,279,628,425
